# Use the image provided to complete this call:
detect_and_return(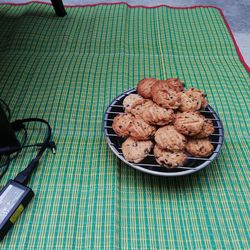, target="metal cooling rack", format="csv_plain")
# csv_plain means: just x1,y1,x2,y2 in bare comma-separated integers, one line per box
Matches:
103,88,224,177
